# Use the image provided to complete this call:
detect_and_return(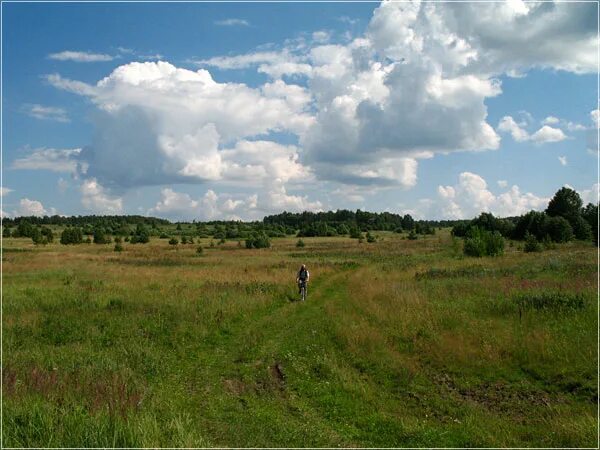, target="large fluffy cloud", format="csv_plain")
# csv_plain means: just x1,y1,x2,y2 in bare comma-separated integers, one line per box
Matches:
36,0,595,219
13,198,57,217
47,62,314,190
432,172,550,219
148,184,322,221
